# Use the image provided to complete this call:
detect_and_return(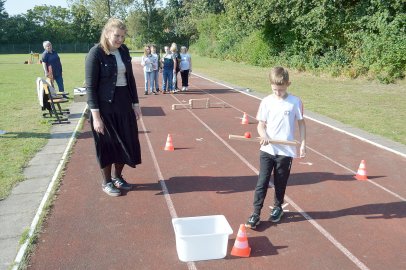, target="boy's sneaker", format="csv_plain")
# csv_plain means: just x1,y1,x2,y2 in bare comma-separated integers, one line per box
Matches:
245,213,260,229
144,91,148,95
270,206,284,223
112,176,132,190
102,182,121,197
